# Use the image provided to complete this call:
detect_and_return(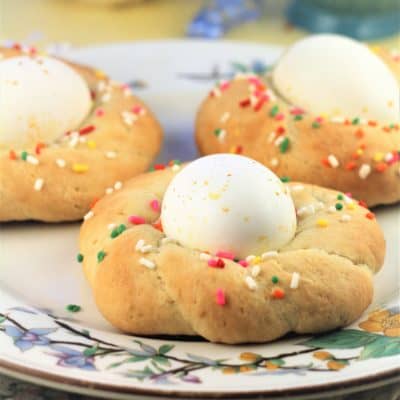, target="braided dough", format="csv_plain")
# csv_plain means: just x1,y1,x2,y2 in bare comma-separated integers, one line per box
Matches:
0,46,162,222
195,49,400,207
80,165,385,344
